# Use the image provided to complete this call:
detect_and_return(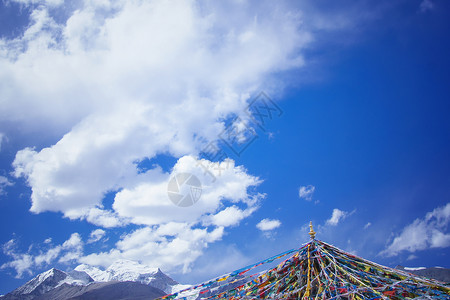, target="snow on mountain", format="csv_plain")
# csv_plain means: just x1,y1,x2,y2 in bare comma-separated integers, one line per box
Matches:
107,259,160,282
396,266,450,283
171,283,192,293
64,270,95,286
1,260,187,299
14,268,63,295
75,259,159,282
404,267,426,271
74,264,111,282
4,268,93,299
75,259,181,294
